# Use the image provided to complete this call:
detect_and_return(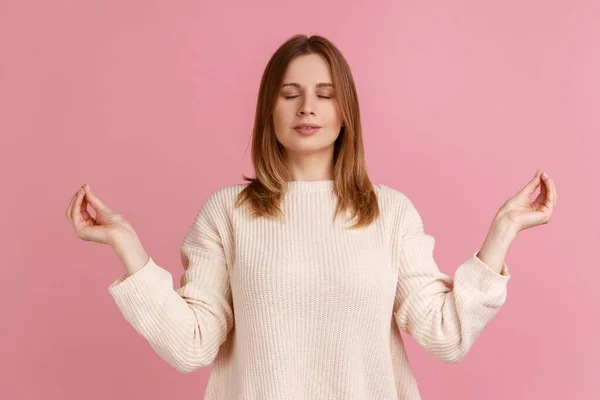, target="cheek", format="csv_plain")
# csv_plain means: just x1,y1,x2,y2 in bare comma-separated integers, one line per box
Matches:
272,102,287,125
328,98,340,113
326,103,342,126
272,103,291,139
274,103,299,131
